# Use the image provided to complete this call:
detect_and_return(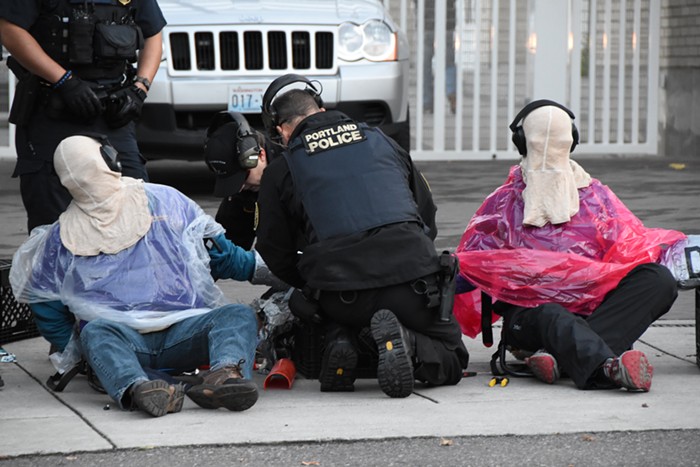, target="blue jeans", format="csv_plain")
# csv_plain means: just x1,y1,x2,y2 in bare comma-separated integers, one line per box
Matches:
80,304,257,409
